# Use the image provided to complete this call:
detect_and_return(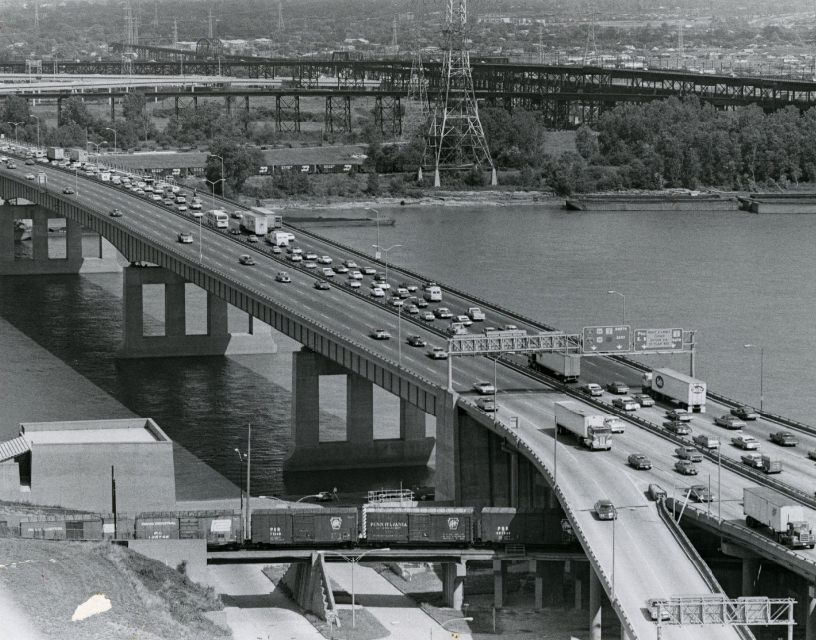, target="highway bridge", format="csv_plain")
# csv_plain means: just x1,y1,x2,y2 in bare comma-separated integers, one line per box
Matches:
3,153,816,638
